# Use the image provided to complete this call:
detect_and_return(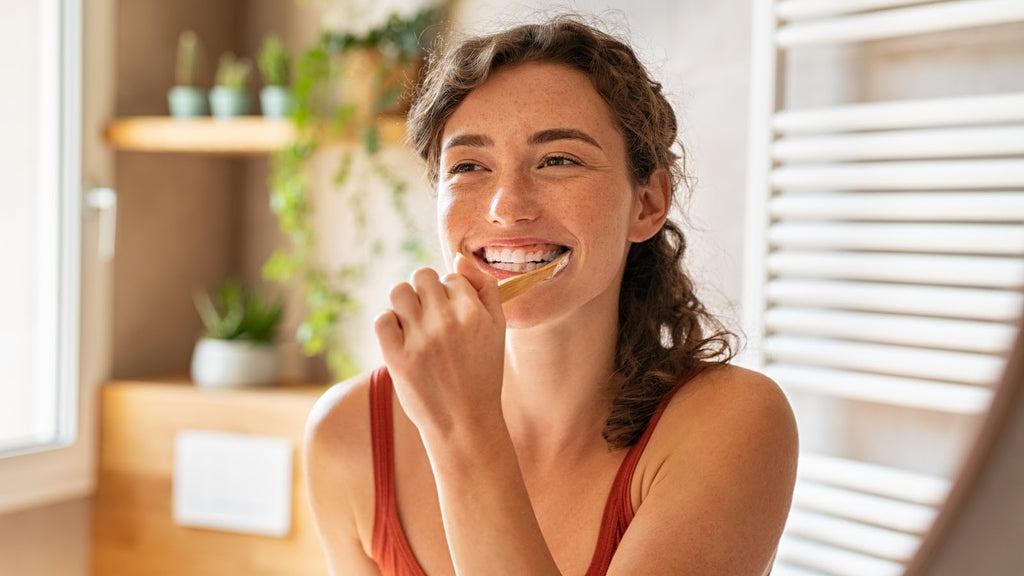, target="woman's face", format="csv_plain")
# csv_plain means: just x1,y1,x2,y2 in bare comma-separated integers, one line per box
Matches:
437,61,655,327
